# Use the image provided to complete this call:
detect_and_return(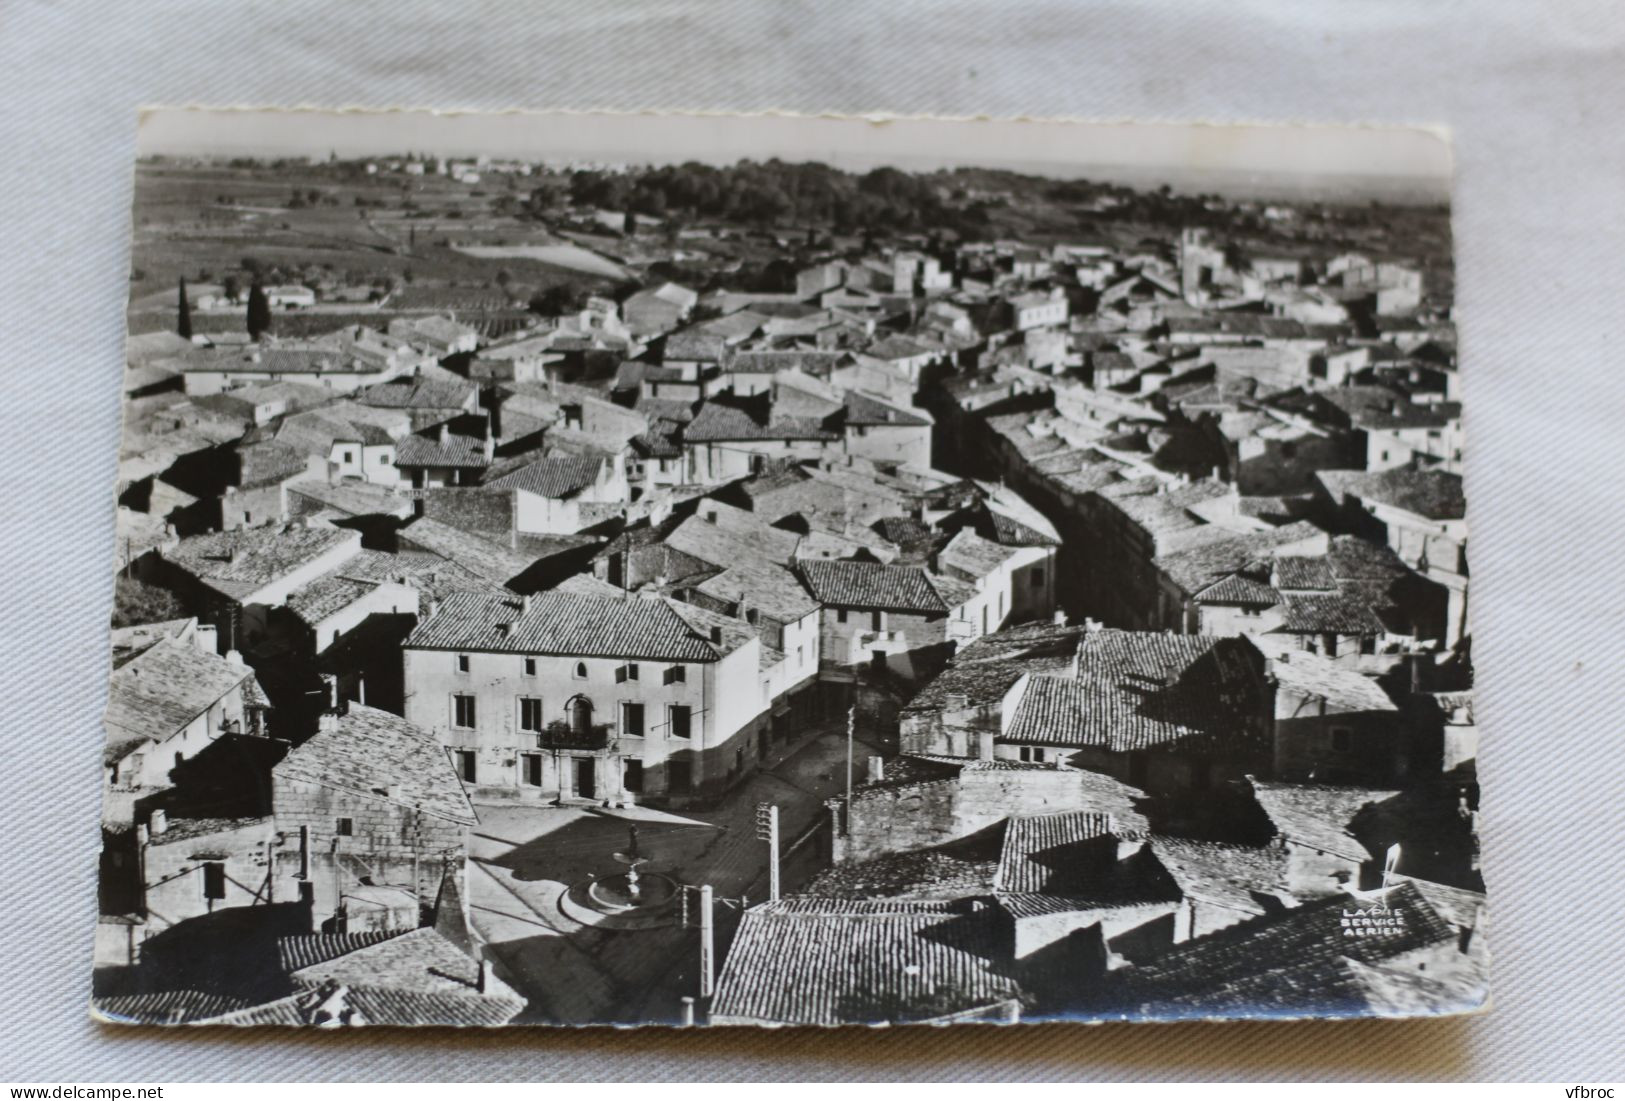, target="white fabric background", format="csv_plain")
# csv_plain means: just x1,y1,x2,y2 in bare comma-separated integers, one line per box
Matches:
1,0,1621,1081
